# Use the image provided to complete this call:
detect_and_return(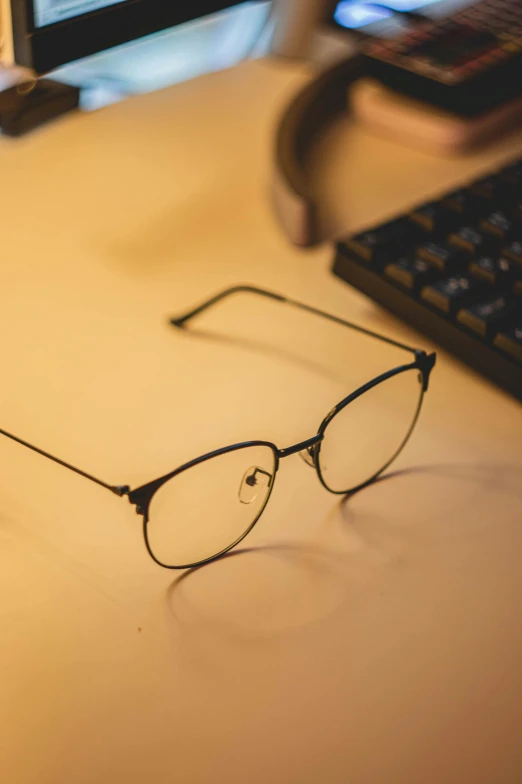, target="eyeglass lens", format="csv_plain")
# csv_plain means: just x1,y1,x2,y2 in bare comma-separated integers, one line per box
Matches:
146,444,276,568
318,368,423,493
